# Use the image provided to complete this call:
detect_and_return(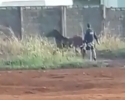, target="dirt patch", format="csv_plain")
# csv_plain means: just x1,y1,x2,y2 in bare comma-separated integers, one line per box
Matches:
0,67,125,100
